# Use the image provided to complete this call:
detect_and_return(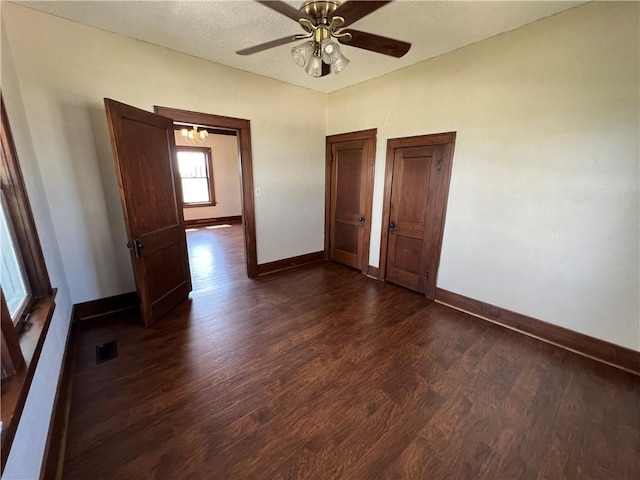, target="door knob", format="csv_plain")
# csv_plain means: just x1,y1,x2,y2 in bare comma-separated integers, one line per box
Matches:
389,222,397,229
126,239,144,259
358,215,365,223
